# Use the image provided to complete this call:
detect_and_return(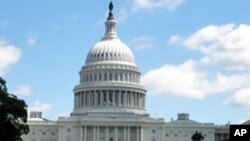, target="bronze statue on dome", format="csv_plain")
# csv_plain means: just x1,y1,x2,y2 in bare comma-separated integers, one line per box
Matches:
107,1,114,20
